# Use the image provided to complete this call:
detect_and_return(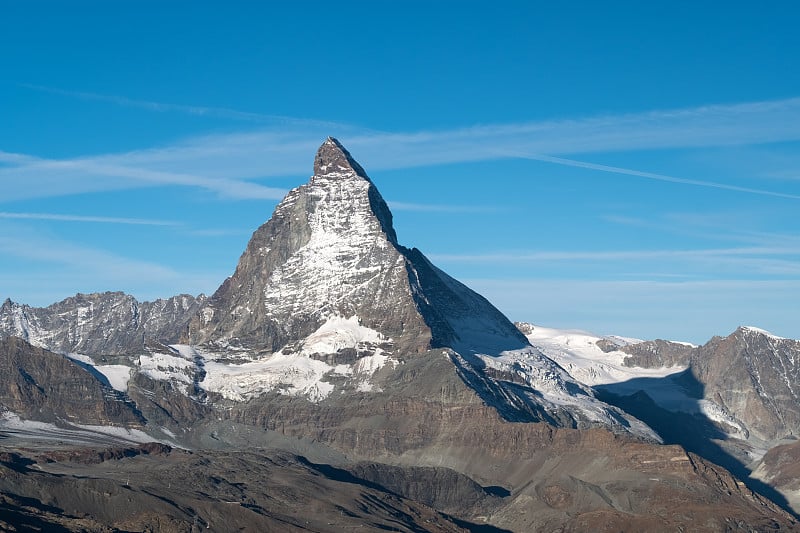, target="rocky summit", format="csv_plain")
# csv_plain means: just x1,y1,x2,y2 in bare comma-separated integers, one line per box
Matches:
1,138,799,532
185,136,528,356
